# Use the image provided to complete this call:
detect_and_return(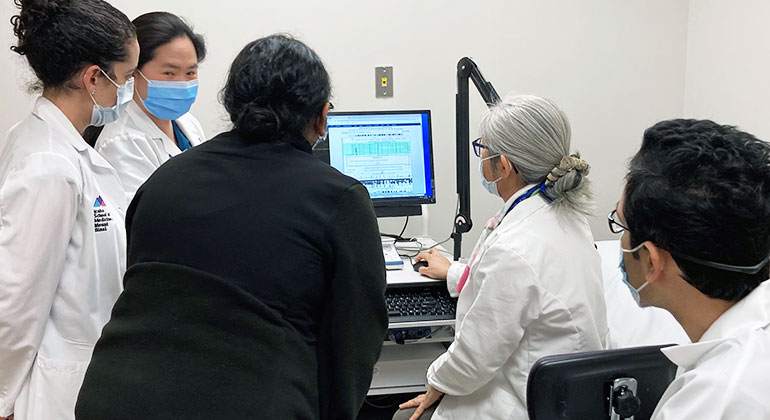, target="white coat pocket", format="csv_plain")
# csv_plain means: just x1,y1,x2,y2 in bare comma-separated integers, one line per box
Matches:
16,355,88,420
